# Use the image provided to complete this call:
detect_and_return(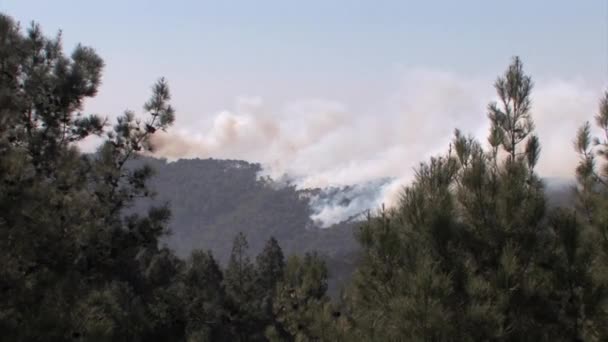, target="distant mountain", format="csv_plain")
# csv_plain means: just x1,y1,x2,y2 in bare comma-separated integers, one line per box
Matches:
544,177,577,209
130,157,360,296
130,157,579,297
